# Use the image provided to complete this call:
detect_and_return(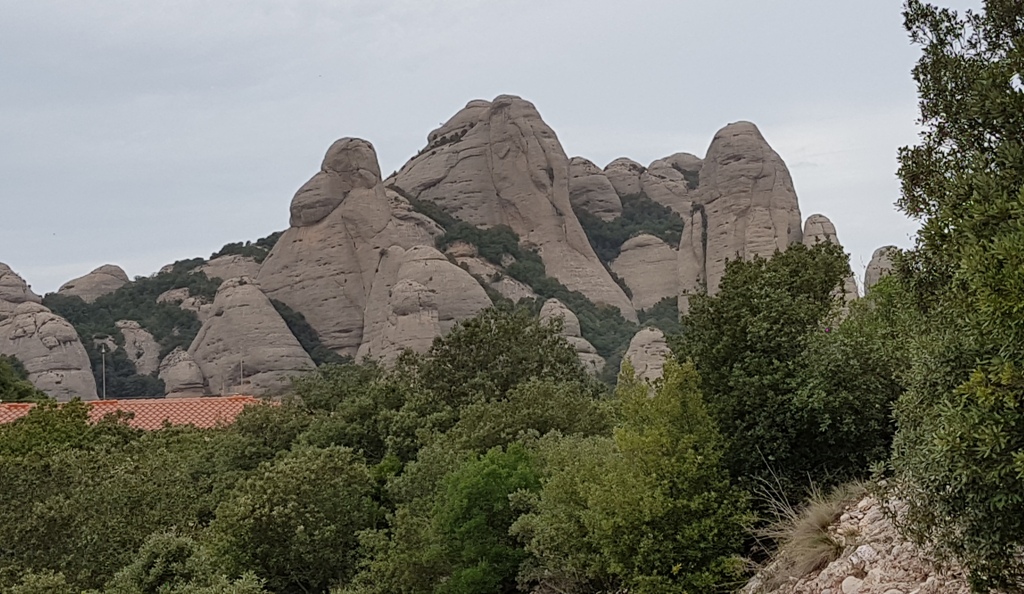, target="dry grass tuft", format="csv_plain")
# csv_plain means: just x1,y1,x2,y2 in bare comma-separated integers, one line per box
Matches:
750,481,868,592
